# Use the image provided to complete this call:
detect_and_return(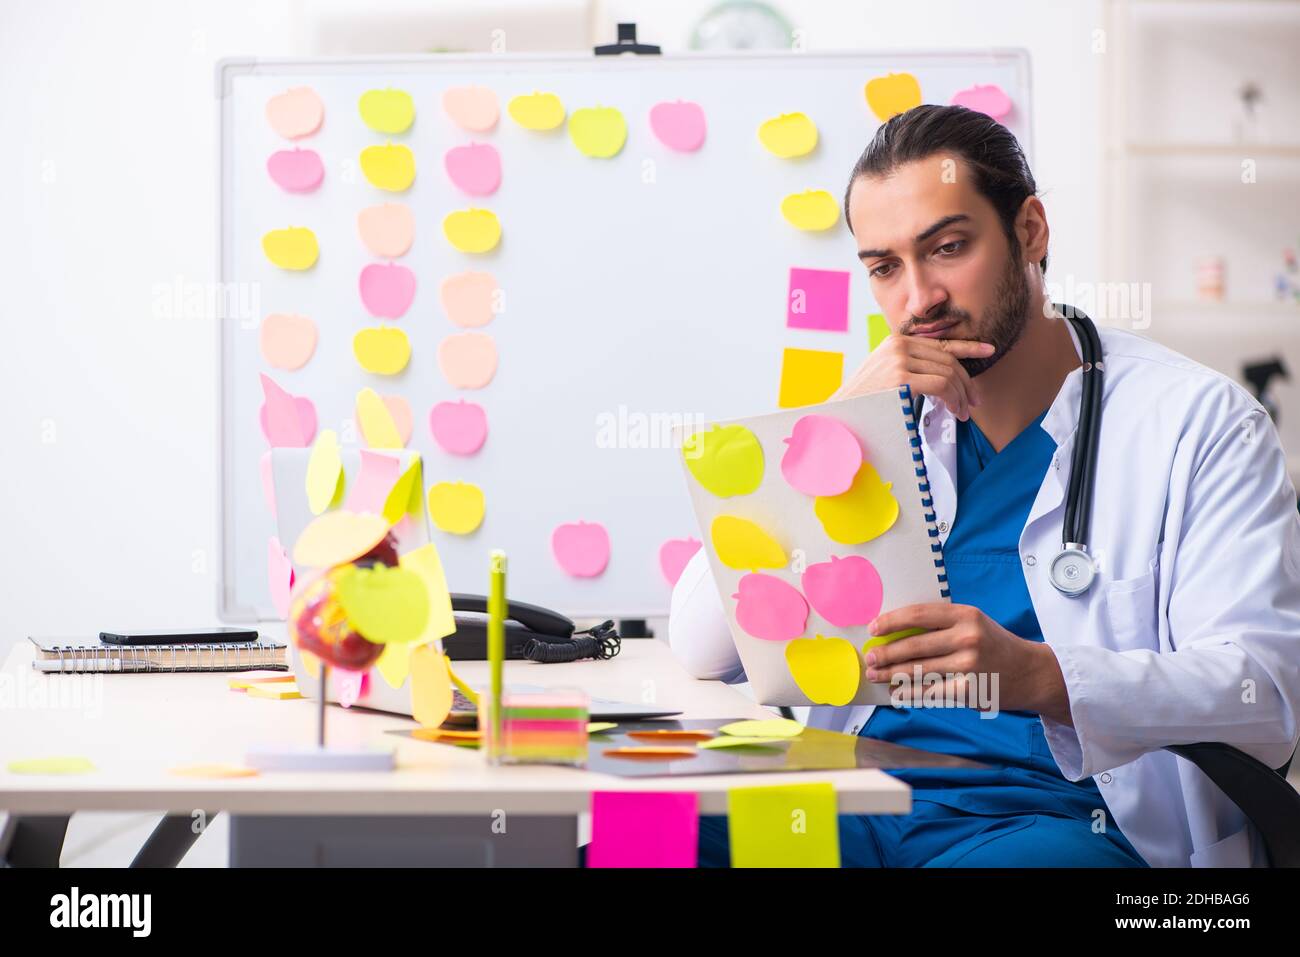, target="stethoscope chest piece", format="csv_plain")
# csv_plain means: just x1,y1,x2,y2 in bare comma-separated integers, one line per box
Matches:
1050,544,1096,597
